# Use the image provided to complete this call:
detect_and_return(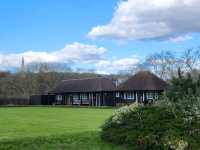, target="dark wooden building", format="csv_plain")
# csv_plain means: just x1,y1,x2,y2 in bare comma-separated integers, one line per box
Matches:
49,77,117,106
116,71,169,104
30,71,169,106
